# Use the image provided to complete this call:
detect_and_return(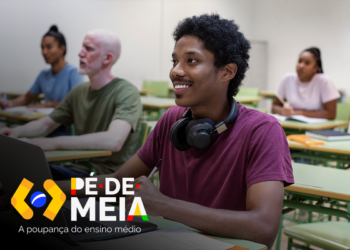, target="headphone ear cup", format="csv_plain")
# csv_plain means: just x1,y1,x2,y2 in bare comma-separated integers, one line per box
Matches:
169,117,192,151
185,118,216,148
